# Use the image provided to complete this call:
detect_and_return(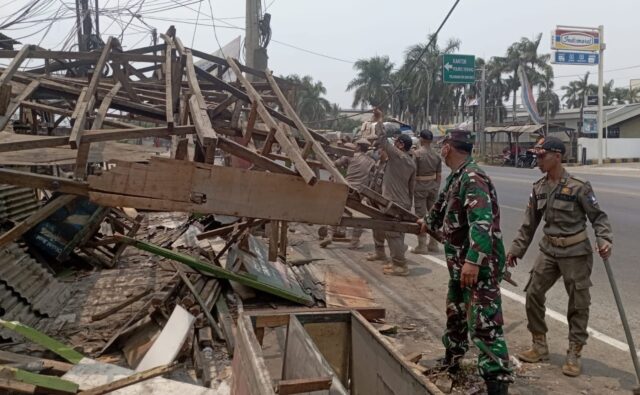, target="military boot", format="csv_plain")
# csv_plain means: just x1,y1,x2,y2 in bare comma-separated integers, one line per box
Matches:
409,235,429,254
562,342,583,377
366,250,387,261
433,351,463,374
485,379,510,395
518,332,549,362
